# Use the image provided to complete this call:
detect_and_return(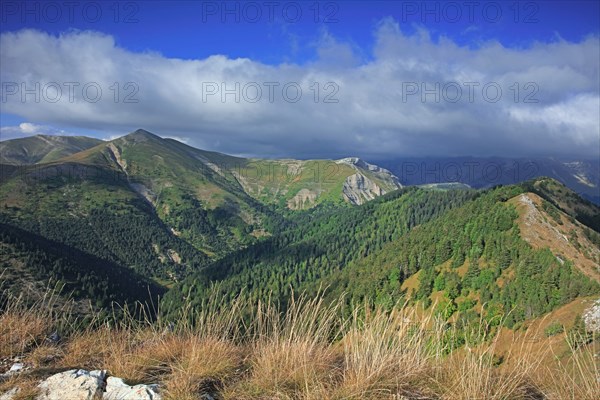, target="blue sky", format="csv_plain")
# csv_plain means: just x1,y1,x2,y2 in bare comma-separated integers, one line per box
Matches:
2,1,599,63
1,1,599,158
